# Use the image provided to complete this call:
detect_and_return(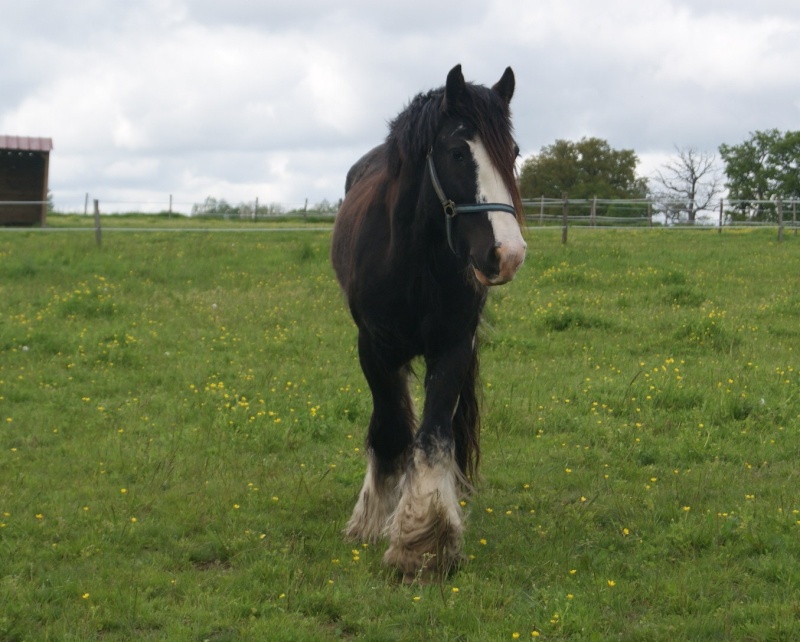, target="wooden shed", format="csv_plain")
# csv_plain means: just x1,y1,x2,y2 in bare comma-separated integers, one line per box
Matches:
0,135,53,226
